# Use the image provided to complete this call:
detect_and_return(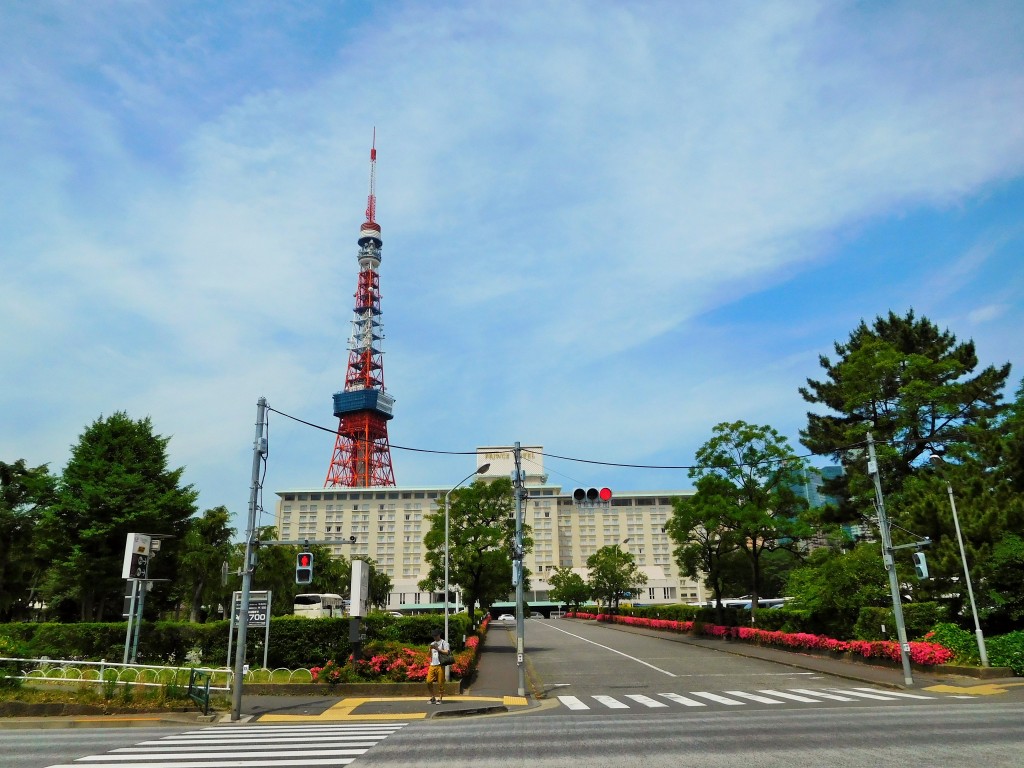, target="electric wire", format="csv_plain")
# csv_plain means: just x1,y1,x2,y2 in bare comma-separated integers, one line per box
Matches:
267,405,877,473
